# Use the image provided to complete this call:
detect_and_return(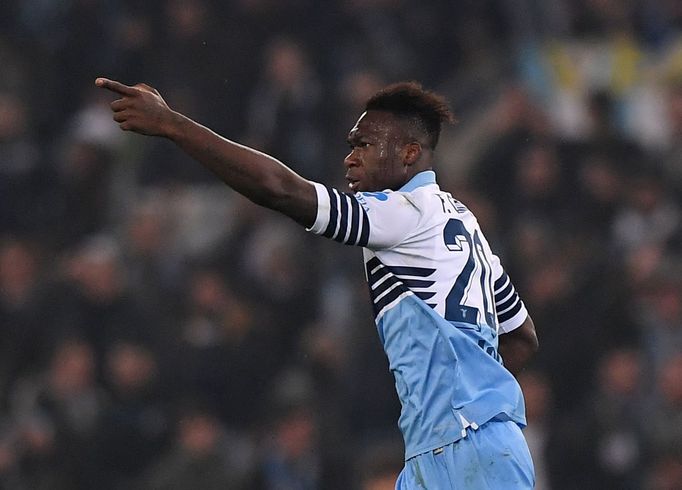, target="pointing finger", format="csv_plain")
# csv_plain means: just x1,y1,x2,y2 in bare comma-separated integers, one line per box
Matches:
95,77,137,96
